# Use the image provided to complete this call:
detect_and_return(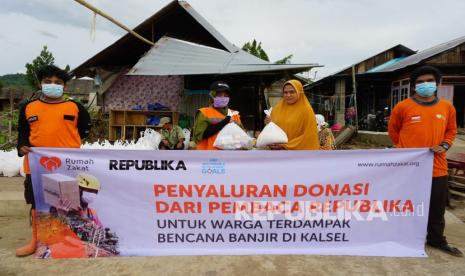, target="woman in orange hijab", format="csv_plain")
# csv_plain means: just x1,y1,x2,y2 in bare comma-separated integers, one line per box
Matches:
266,79,319,150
